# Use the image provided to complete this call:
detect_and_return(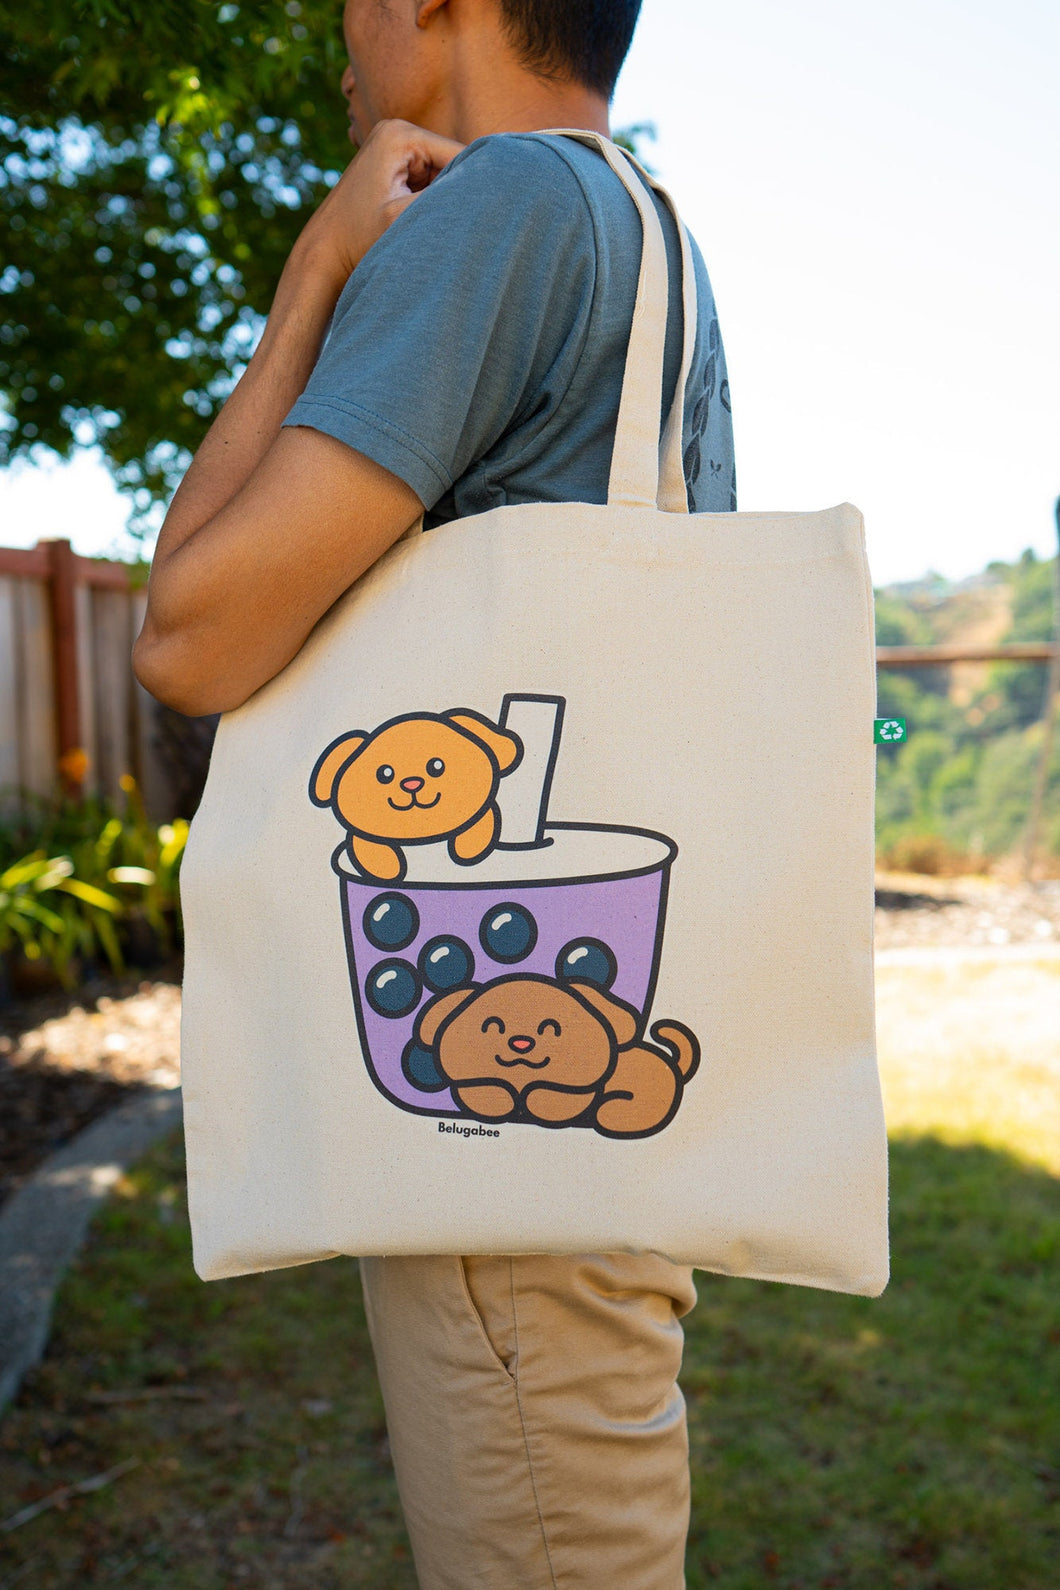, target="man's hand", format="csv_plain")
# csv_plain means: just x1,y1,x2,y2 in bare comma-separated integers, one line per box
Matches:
133,121,464,719
296,119,464,287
